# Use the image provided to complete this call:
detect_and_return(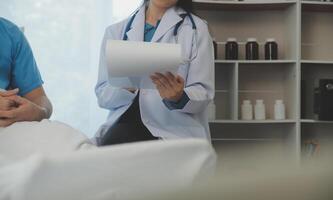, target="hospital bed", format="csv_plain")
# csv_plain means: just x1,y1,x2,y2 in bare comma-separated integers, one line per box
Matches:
0,120,216,200
2,121,331,200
